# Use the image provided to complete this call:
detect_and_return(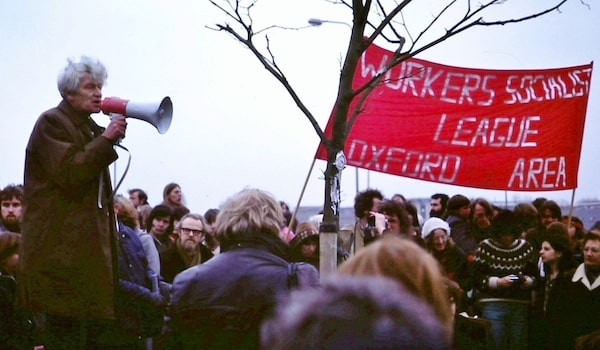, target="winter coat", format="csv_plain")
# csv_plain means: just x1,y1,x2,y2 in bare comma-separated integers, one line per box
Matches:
554,264,600,349
446,215,478,257
114,222,166,339
166,235,320,350
17,100,119,319
159,238,214,283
